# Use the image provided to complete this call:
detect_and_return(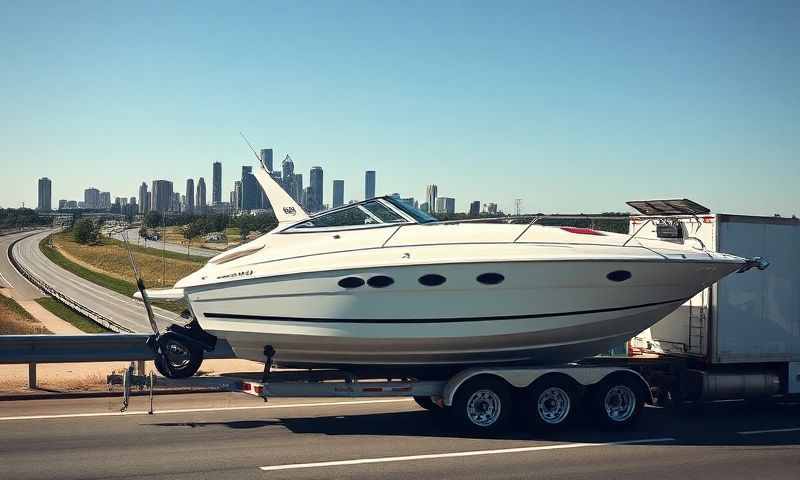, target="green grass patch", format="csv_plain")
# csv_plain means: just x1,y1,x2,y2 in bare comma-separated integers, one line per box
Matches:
35,297,111,333
105,237,209,263
39,236,187,314
0,294,33,319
